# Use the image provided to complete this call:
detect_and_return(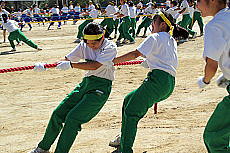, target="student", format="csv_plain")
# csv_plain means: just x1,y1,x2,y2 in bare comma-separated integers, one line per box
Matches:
100,1,117,38
178,0,196,38
136,2,157,38
1,14,42,51
166,1,180,23
73,3,81,25
109,11,188,153
74,4,101,43
47,4,61,30
0,6,9,43
196,0,230,153
29,22,117,153
128,1,137,38
189,2,204,36
115,0,135,46
61,4,69,25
